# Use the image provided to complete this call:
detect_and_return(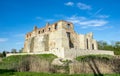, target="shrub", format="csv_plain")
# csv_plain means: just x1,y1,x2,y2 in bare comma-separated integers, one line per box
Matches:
16,55,51,72
0,54,57,73
76,54,113,62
